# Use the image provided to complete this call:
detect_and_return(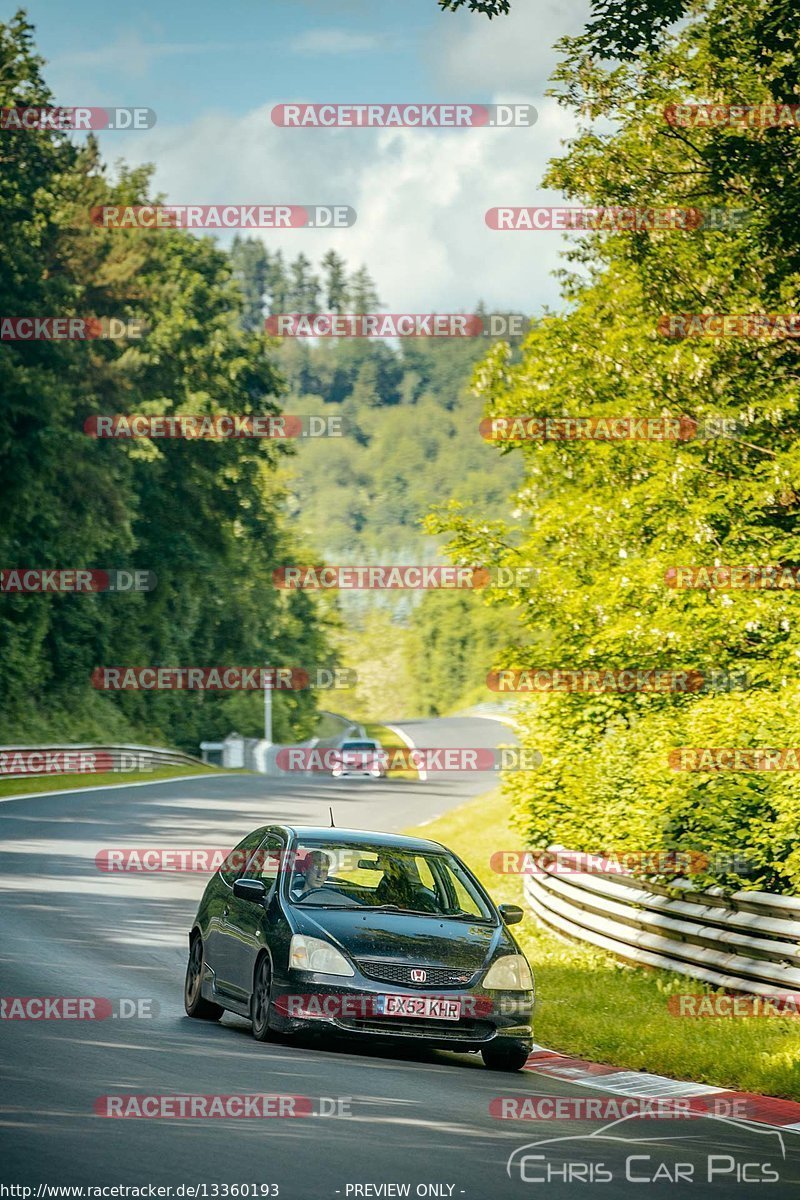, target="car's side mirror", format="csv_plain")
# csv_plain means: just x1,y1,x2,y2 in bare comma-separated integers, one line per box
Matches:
233,878,267,904
498,903,524,925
